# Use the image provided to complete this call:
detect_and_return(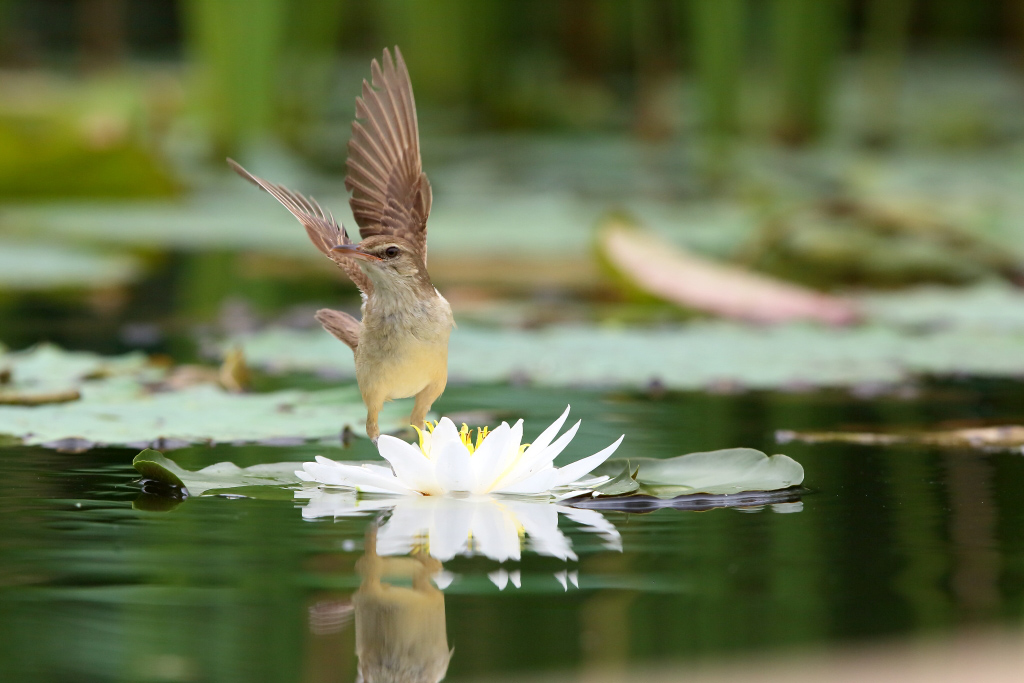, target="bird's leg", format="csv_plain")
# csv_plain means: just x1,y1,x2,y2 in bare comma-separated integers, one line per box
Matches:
363,391,385,443
410,379,447,431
